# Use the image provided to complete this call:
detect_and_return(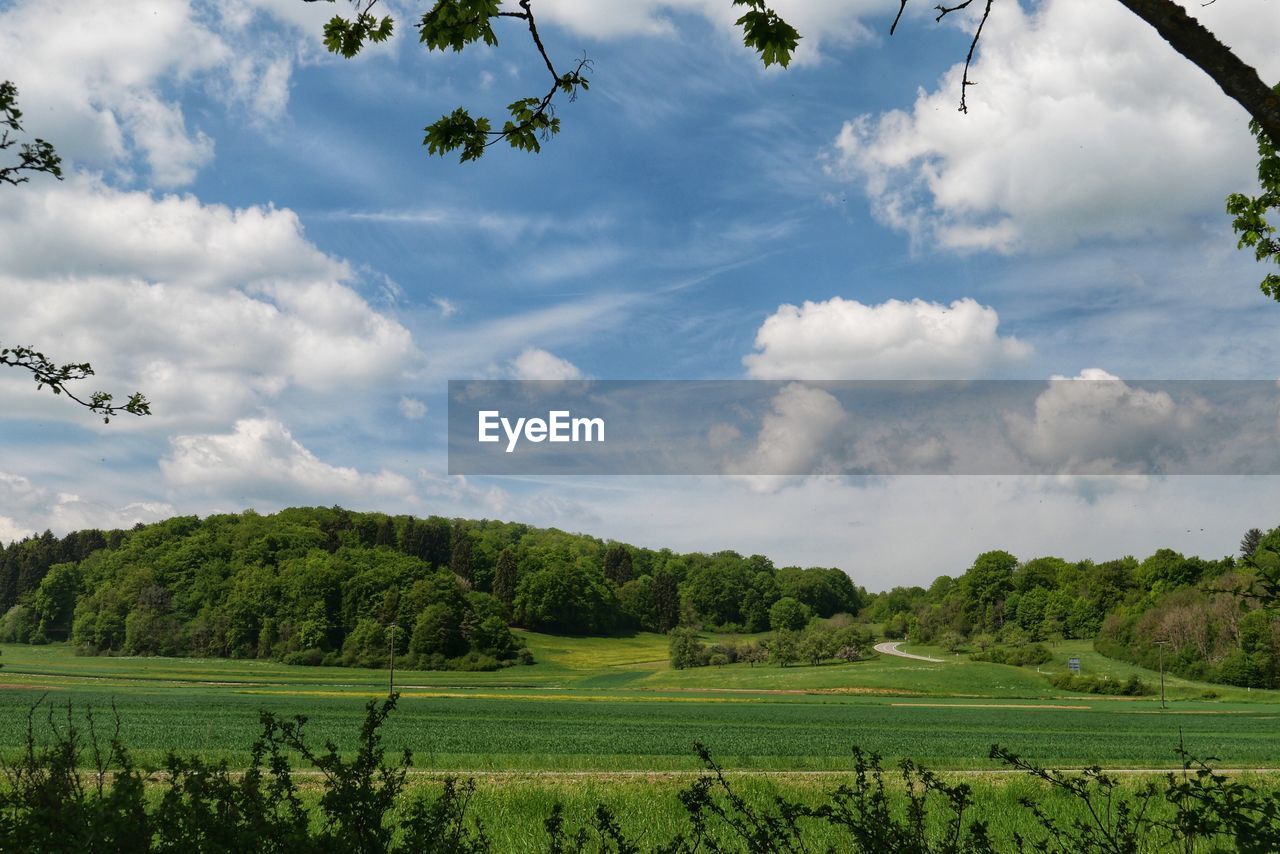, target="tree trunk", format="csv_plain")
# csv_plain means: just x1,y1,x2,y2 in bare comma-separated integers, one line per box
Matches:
1115,0,1280,145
